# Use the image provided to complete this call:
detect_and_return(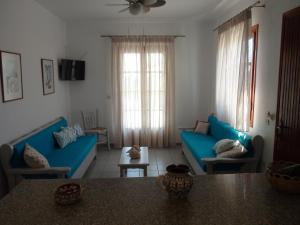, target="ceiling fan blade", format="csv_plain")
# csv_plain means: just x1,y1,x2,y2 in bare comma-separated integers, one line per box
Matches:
106,3,129,6
149,0,166,8
119,7,130,13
